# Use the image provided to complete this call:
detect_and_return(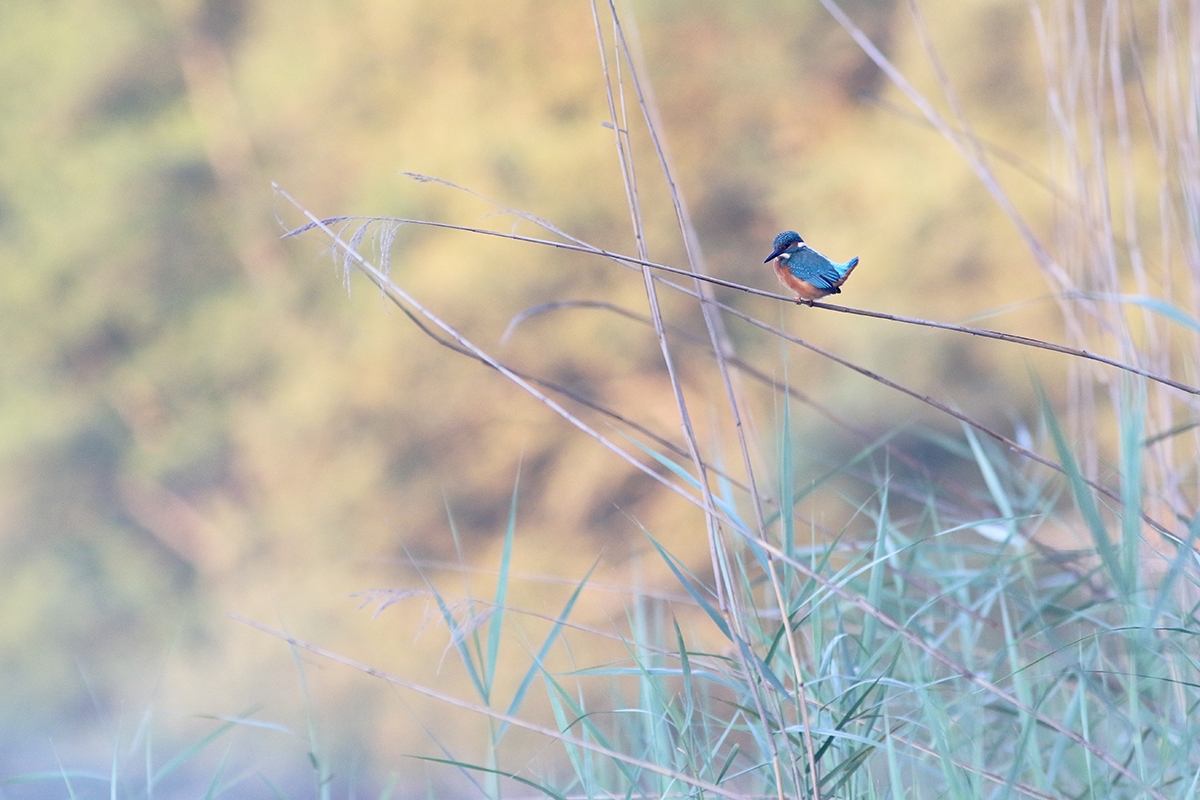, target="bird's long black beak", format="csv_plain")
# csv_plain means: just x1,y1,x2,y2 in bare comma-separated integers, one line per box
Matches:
764,246,786,263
